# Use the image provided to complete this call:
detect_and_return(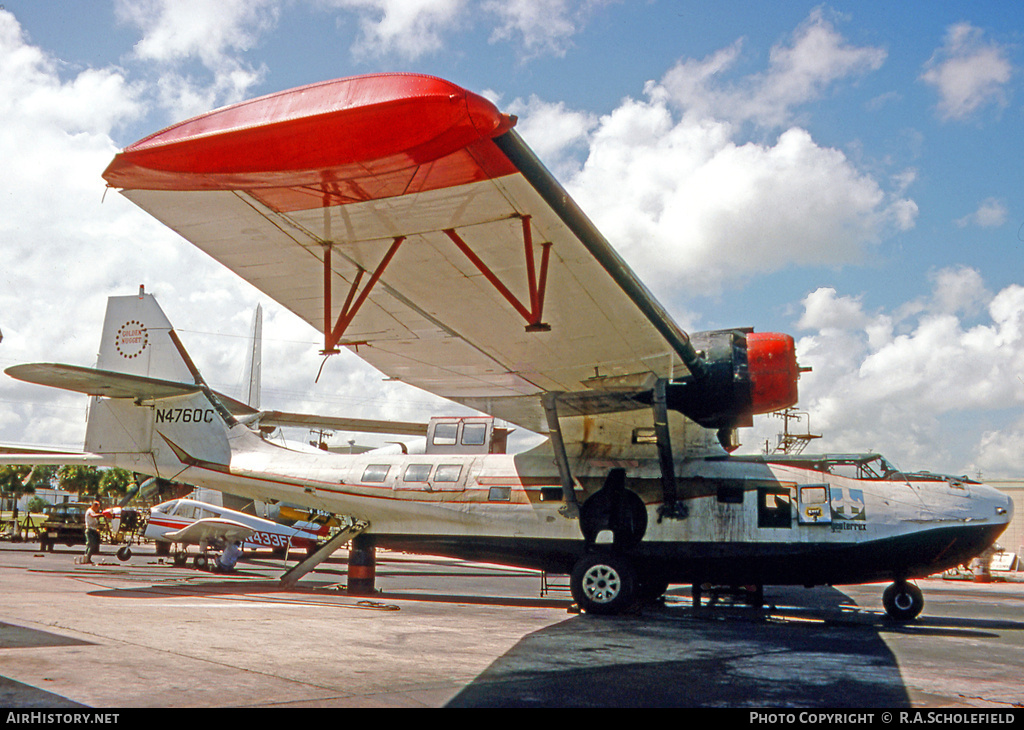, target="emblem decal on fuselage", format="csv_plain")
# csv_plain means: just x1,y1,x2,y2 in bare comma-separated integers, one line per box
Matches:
830,487,866,531
116,320,149,359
